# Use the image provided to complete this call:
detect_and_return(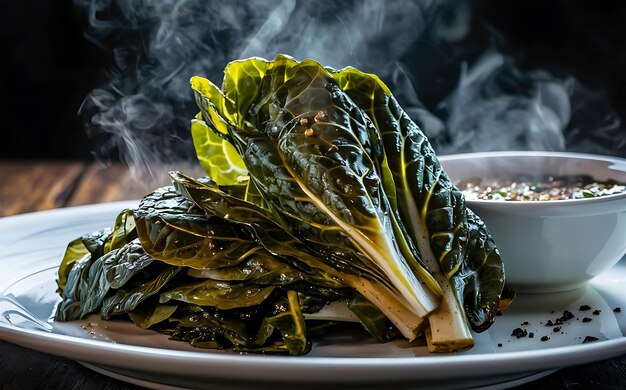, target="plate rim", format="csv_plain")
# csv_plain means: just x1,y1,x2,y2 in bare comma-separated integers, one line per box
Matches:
2,319,625,383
